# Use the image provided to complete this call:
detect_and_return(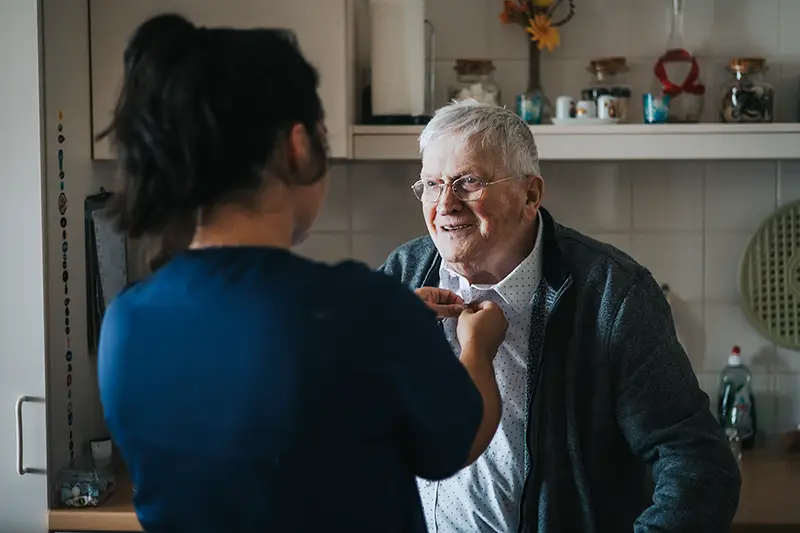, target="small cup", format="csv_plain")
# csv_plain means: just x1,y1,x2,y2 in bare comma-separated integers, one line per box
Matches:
643,93,670,124
575,100,597,118
555,95,575,120
516,93,544,124
597,95,619,120
90,438,113,467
